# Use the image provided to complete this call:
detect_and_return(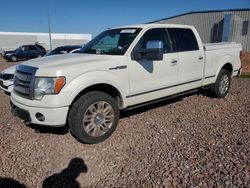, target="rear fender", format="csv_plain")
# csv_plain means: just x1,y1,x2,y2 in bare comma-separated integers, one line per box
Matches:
215,54,233,78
